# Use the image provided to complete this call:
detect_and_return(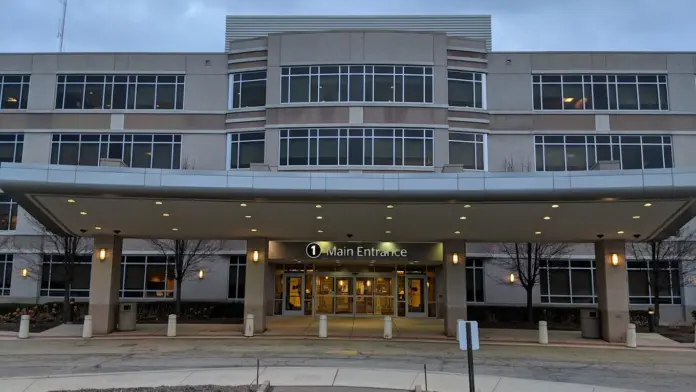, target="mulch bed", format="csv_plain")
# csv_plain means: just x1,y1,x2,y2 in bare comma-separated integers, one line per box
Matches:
0,321,62,333
51,386,254,392
654,326,695,343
